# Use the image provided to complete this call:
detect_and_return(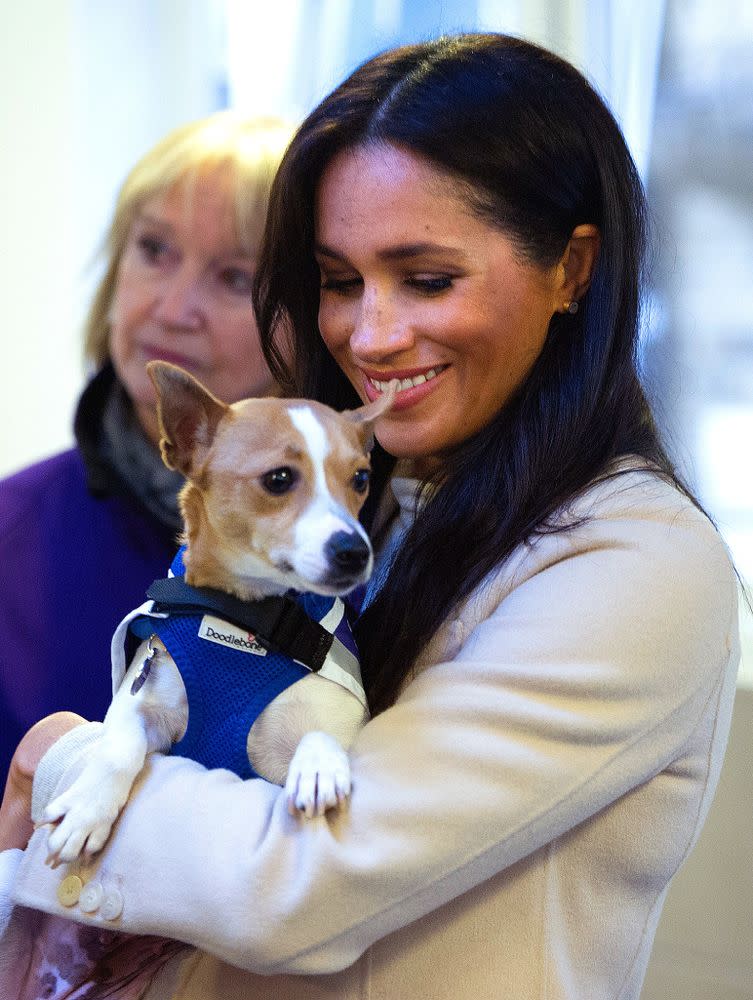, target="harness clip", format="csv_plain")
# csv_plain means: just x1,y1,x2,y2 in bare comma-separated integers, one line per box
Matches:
130,635,158,695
